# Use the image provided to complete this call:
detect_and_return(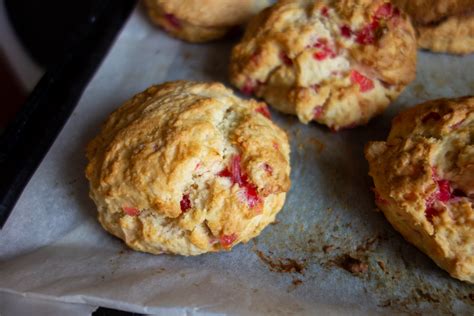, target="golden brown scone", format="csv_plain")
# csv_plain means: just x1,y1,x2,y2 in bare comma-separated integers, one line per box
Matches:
365,97,474,283
229,0,417,131
144,0,270,43
392,0,474,24
393,0,474,54
417,13,474,55
85,81,291,256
